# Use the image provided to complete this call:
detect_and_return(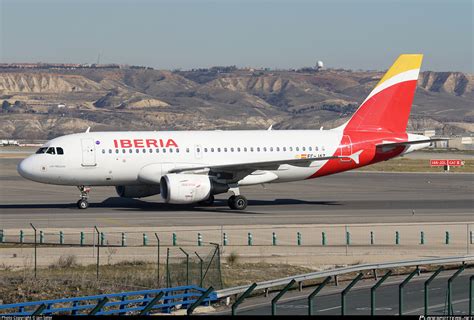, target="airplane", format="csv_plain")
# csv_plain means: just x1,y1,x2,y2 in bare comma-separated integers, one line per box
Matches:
17,54,443,210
